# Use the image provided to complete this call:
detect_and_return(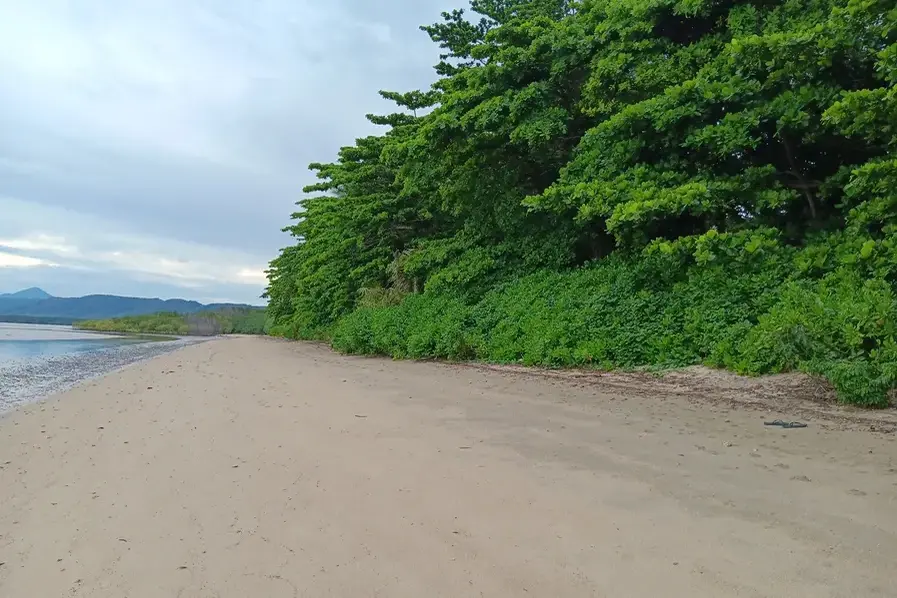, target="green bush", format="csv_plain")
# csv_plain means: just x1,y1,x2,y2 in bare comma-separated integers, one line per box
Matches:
78,309,267,337
329,250,897,407
332,294,475,360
